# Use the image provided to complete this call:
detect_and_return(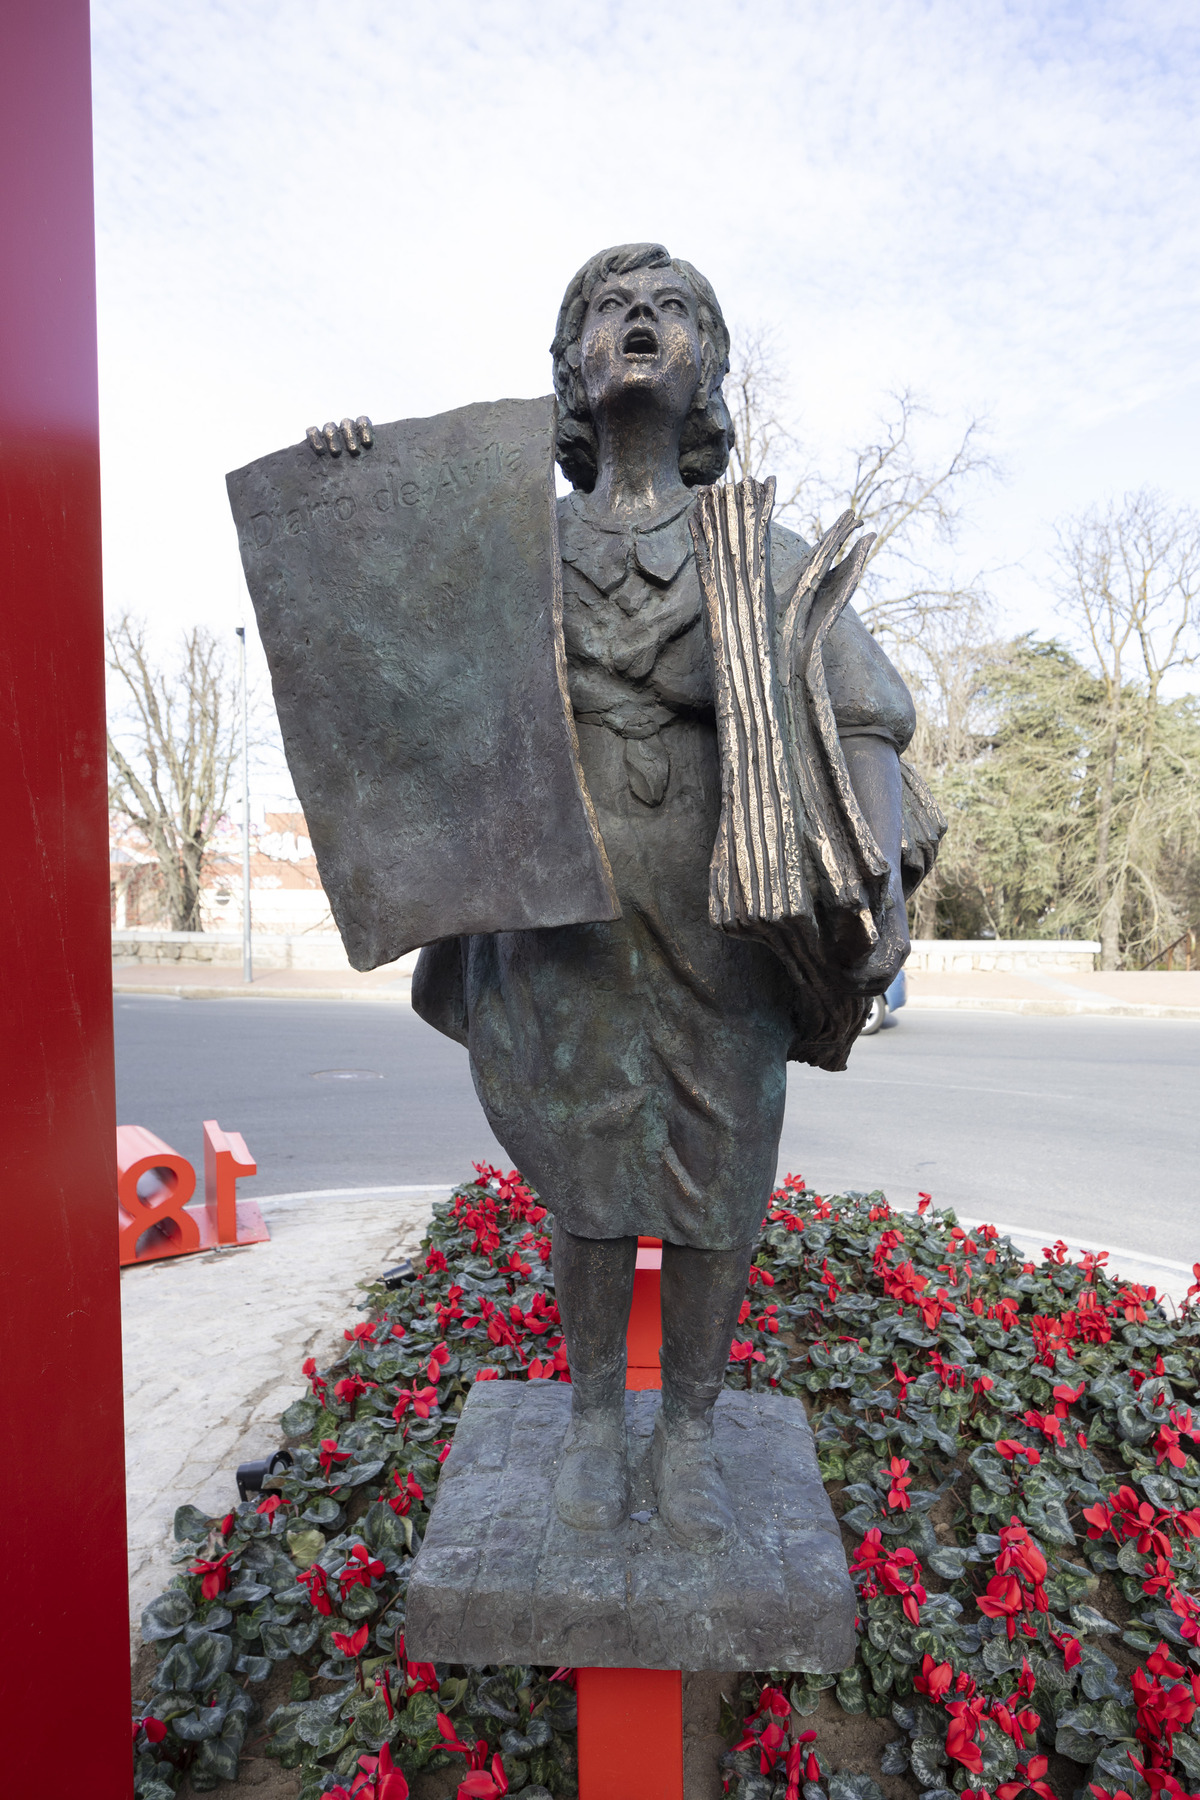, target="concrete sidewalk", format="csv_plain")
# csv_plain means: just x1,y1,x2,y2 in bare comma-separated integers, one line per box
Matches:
114,958,1200,1018
121,1186,443,1651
